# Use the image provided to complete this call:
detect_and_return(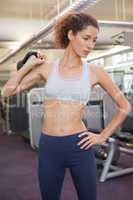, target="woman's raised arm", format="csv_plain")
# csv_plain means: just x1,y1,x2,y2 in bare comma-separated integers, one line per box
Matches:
1,54,47,97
